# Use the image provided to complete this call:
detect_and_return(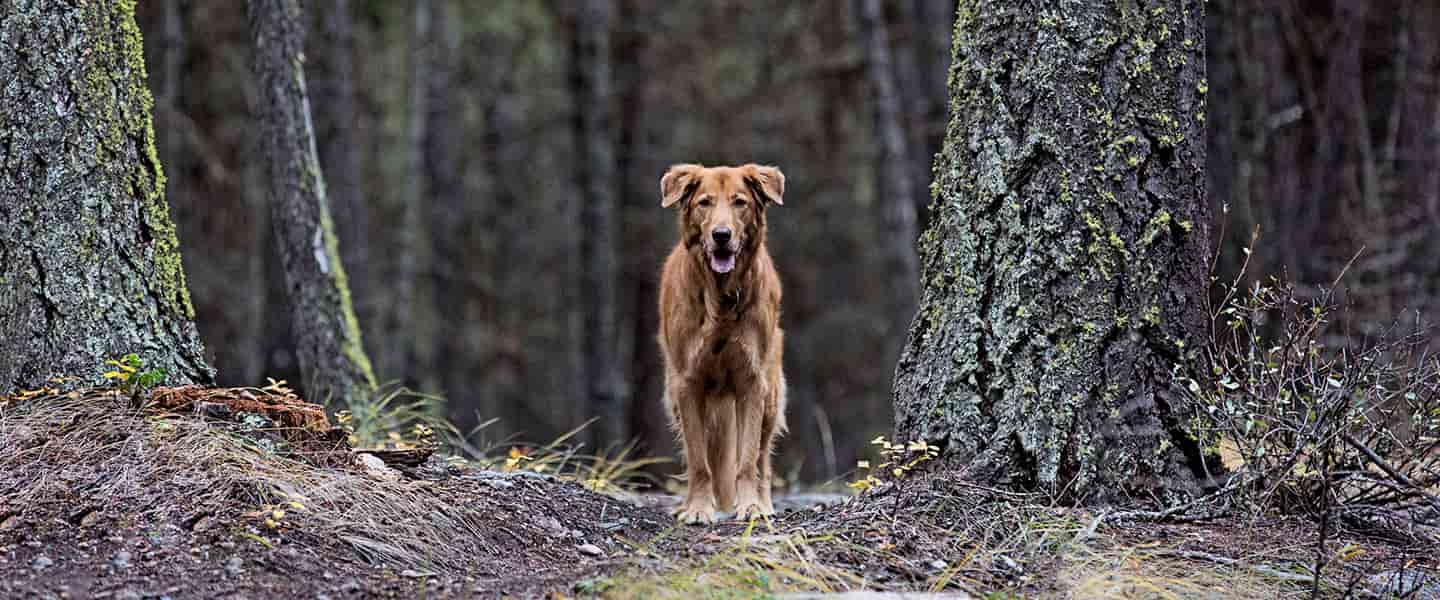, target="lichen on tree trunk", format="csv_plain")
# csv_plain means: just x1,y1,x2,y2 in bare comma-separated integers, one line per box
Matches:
247,0,376,407
893,0,1214,501
0,0,212,393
